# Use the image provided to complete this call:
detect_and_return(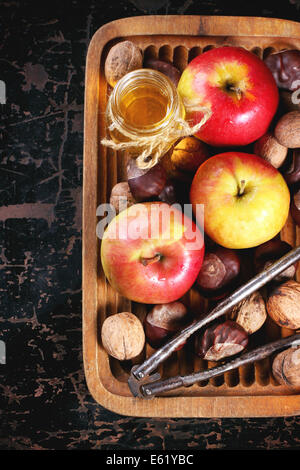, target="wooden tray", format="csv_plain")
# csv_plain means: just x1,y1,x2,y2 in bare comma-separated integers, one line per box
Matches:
83,15,300,417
